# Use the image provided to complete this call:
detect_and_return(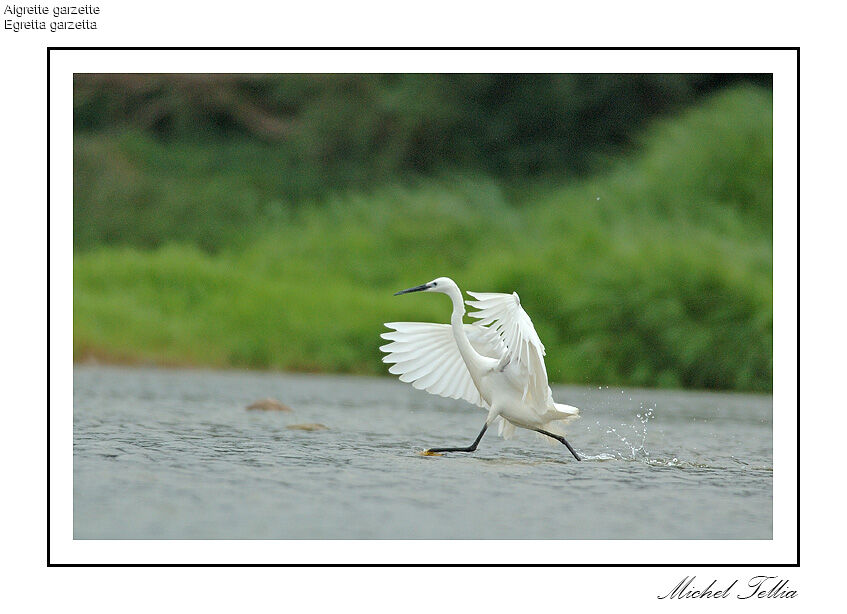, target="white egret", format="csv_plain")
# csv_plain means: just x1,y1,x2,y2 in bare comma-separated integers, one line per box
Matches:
381,277,581,460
